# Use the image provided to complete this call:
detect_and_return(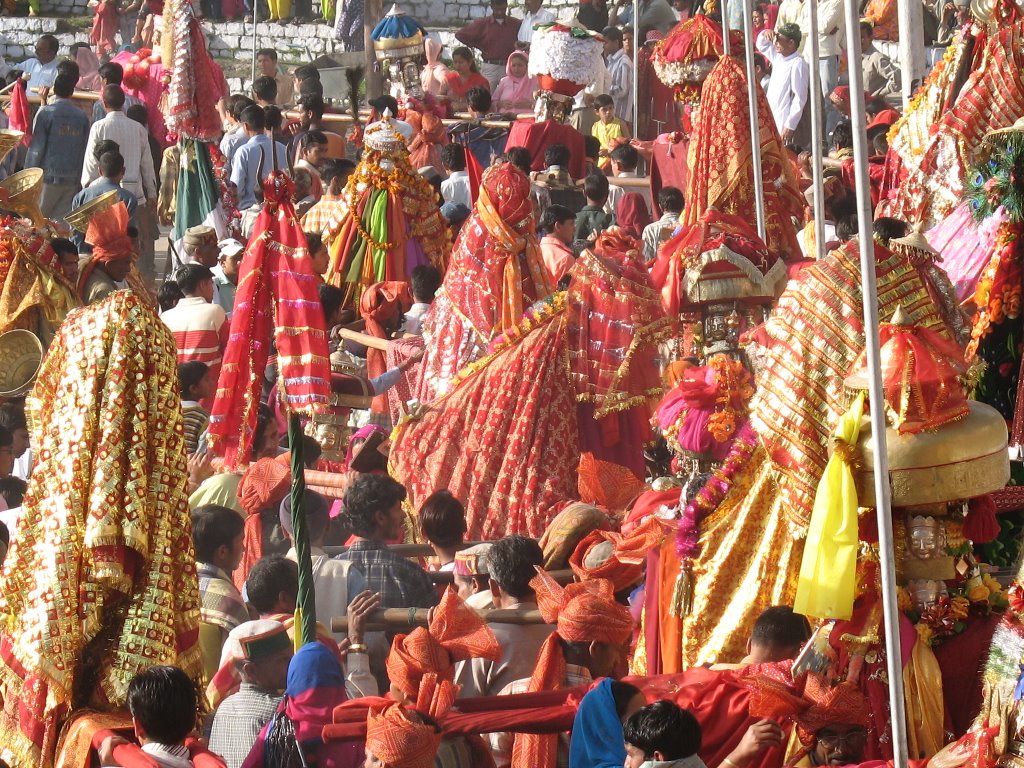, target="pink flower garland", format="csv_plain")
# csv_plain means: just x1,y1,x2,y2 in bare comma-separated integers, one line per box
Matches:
676,422,758,560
